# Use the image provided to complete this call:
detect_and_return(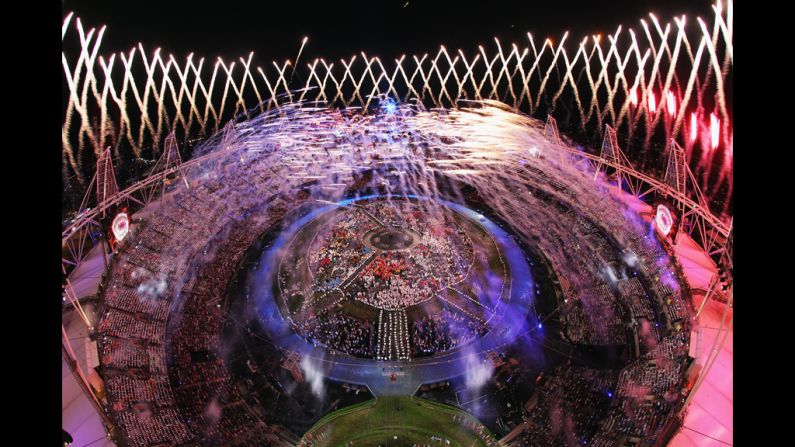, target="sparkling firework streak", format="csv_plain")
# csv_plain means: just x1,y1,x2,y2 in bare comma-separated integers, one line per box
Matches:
648,91,657,114
666,91,676,117
62,2,732,215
